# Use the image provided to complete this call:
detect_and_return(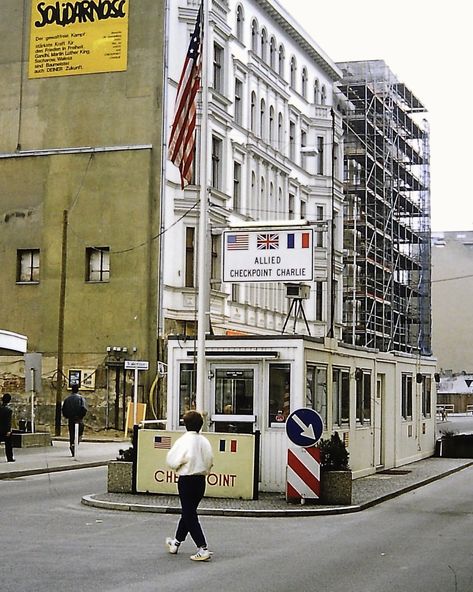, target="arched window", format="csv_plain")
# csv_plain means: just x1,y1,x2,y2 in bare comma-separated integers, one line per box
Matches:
278,112,283,147
278,44,285,77
251,19,258,52
314,79,319,103
269,106,275,144
260,99,266,138
321,85,326,105
269,37,276,70
236,5,244,42
251,171,257,206
269,182,274,216
260,176,265,215
250,92,257,132
261,28,267,61
301,67,308,98
290,56,297,89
